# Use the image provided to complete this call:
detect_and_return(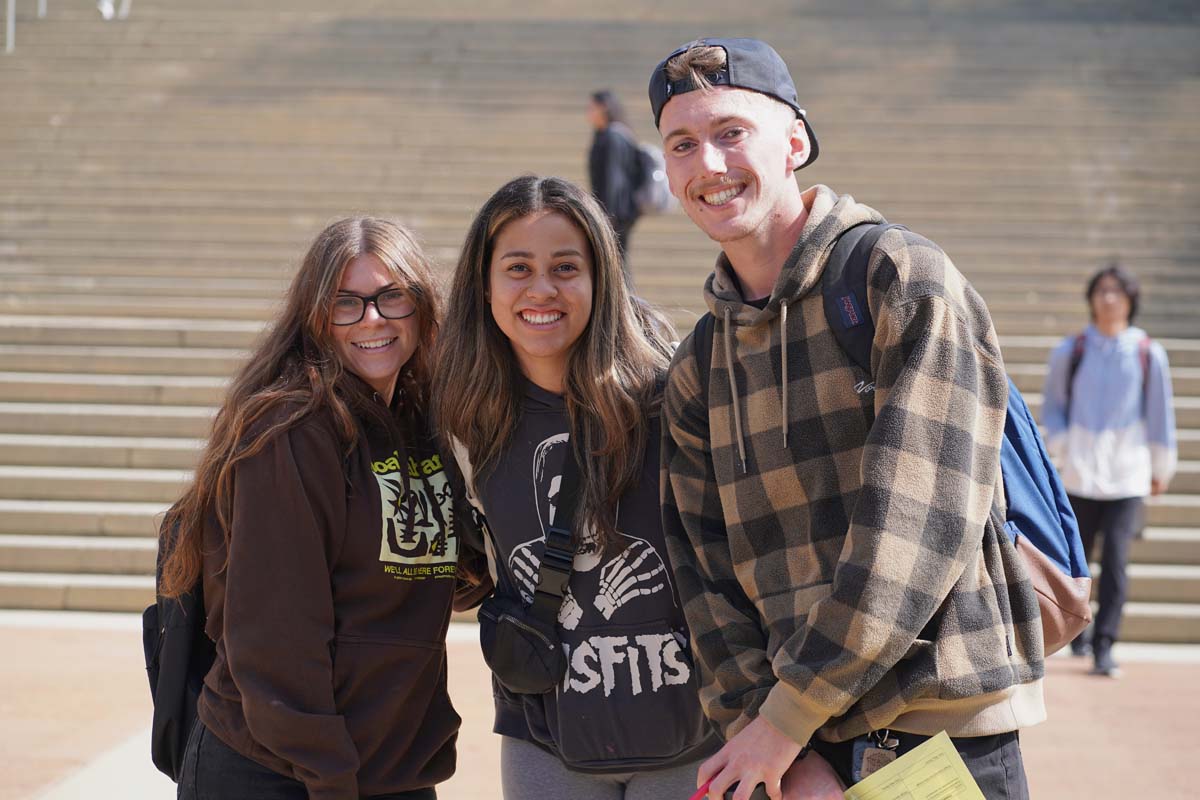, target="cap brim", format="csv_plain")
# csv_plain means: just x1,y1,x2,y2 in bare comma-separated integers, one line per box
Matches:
798,115,819,170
